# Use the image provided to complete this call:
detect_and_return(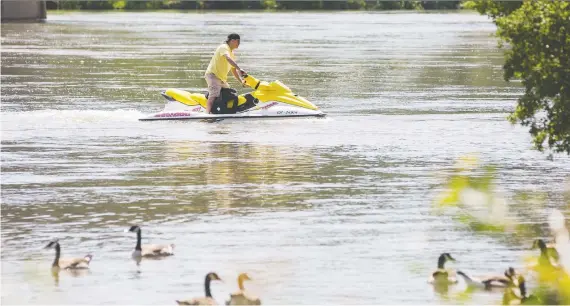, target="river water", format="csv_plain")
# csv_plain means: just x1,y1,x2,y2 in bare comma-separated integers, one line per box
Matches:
1,11,569,305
